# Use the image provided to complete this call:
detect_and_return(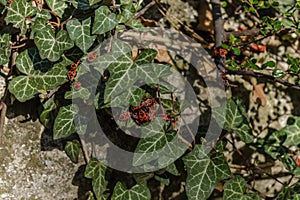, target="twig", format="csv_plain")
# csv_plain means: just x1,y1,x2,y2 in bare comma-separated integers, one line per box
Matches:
39,86,61,100
0,102,7,147
211,0,226,73
211,0,223,47
134,1,156,19
79,137,90,164
11,42,27,49
226,68,300,90
178,130,193,150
